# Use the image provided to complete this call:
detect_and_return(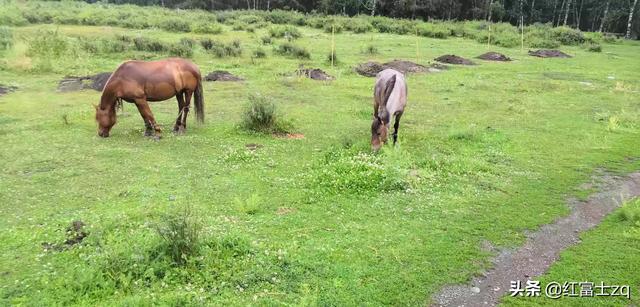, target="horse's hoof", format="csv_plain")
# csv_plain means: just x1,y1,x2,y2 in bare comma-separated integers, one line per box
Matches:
173,126,186,135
